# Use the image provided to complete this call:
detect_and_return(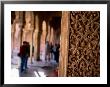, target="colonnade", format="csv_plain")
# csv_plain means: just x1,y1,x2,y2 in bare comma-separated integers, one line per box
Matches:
11,11,61,63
